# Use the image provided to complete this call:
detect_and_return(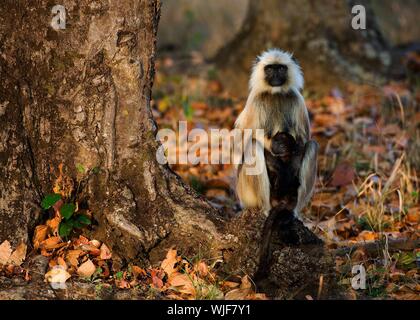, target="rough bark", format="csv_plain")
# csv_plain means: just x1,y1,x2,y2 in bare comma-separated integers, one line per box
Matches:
215,0,392,95
0,0,220,261
0,0,340,298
